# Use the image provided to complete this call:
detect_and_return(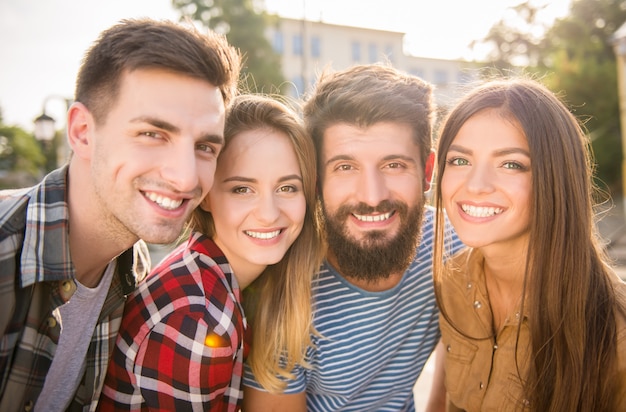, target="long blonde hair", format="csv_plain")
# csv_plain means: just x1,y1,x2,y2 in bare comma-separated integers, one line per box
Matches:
189,94,323,392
